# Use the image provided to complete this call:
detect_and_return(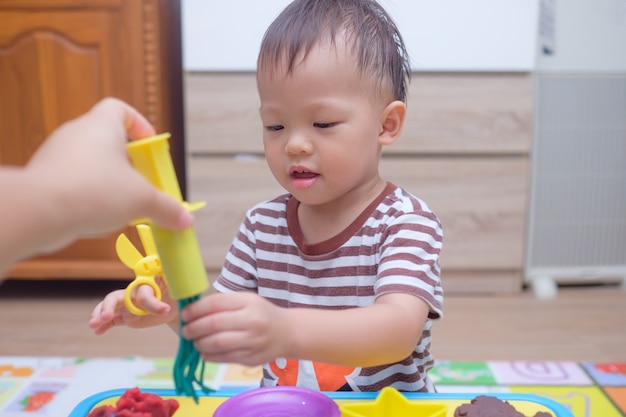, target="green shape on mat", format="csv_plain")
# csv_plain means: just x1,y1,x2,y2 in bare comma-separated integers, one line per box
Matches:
430,361,496,385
